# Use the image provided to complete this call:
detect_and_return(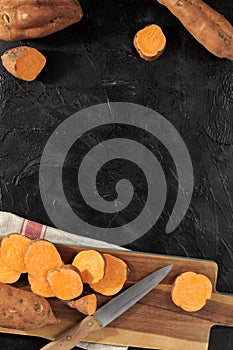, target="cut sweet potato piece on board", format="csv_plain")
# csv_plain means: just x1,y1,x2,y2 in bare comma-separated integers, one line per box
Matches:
171,271,212,312
1,46,46,81
24,239,63,281
47,265,83,300
0,249,21,284
72,250,105,284
90,254,128,296
0,282,57,330
1,233,31,273
28,275,55,298
134,24,166,61
68,294,97,315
